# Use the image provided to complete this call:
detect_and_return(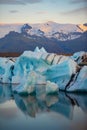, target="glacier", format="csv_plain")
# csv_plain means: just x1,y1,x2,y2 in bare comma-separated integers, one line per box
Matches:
0,47,87,94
